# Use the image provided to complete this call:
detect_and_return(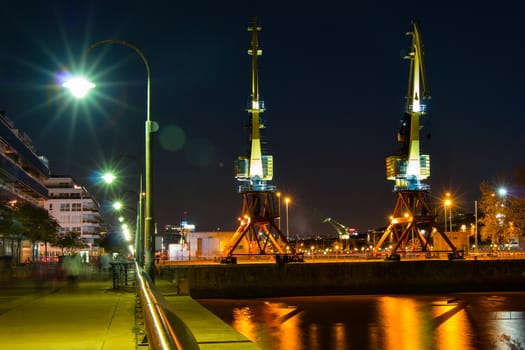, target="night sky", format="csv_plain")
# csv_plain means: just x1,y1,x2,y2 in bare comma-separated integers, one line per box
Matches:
1,1,523,237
